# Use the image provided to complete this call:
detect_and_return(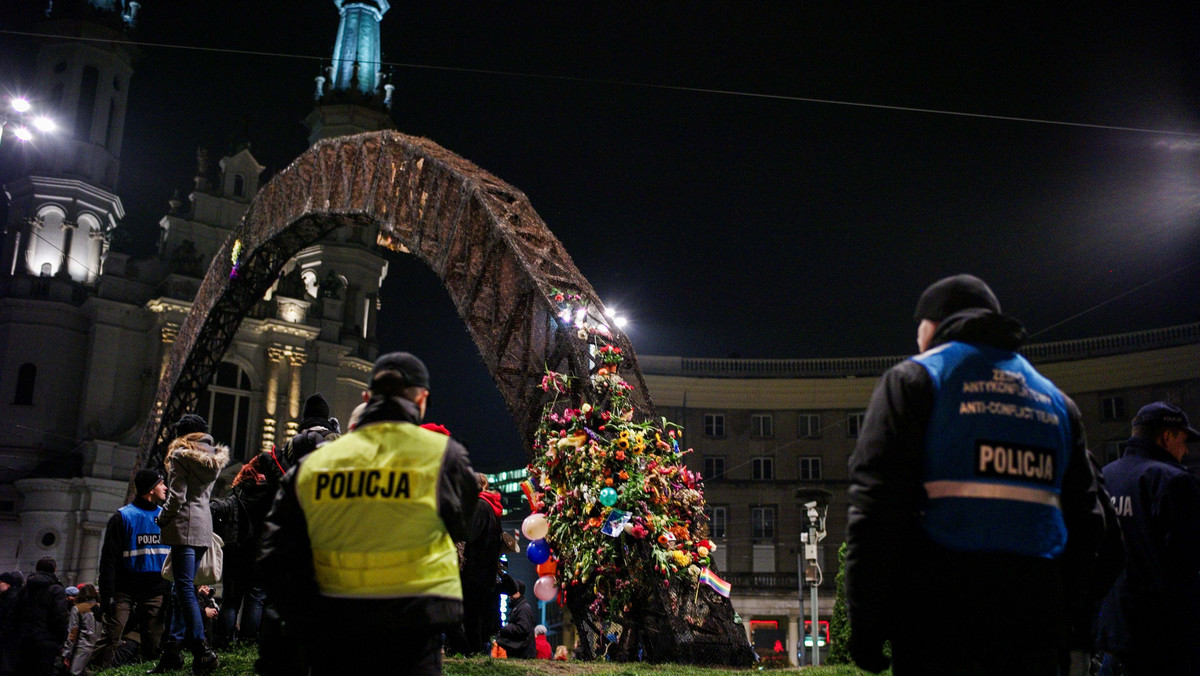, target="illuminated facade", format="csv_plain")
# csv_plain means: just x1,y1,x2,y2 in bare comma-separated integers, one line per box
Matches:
0,0,396,580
